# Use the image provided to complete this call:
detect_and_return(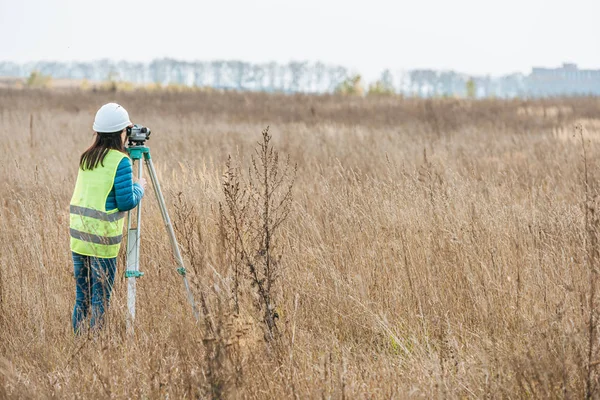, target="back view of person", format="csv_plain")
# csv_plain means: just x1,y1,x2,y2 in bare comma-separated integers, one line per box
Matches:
69,103,146,334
